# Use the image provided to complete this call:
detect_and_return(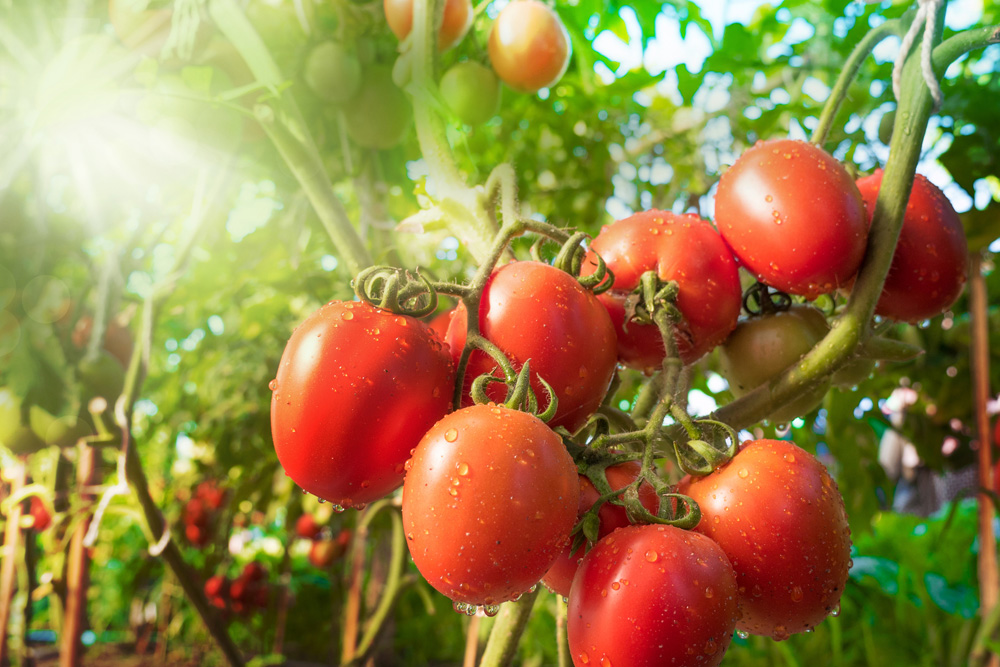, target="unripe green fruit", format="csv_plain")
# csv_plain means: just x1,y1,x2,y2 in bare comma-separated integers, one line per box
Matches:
304,41,362,103
343,66,412,149
440,61,501,126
